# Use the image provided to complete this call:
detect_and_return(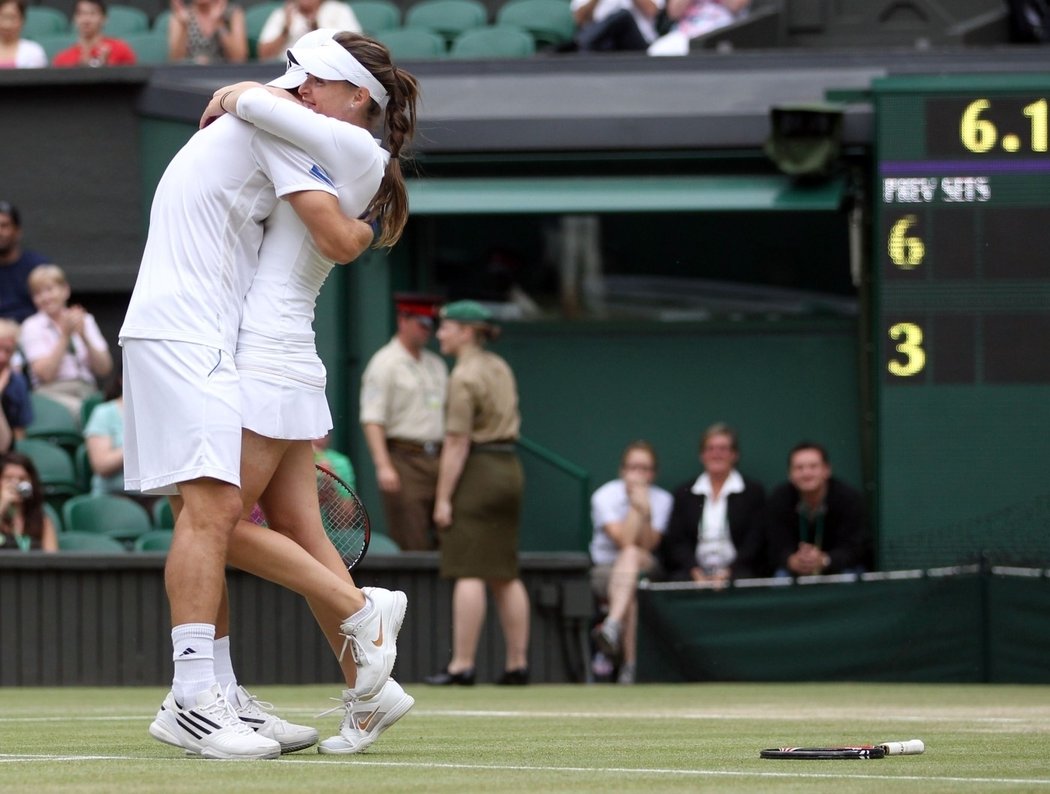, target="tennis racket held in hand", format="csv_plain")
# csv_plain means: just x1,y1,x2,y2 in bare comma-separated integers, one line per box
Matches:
247,464,371,571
